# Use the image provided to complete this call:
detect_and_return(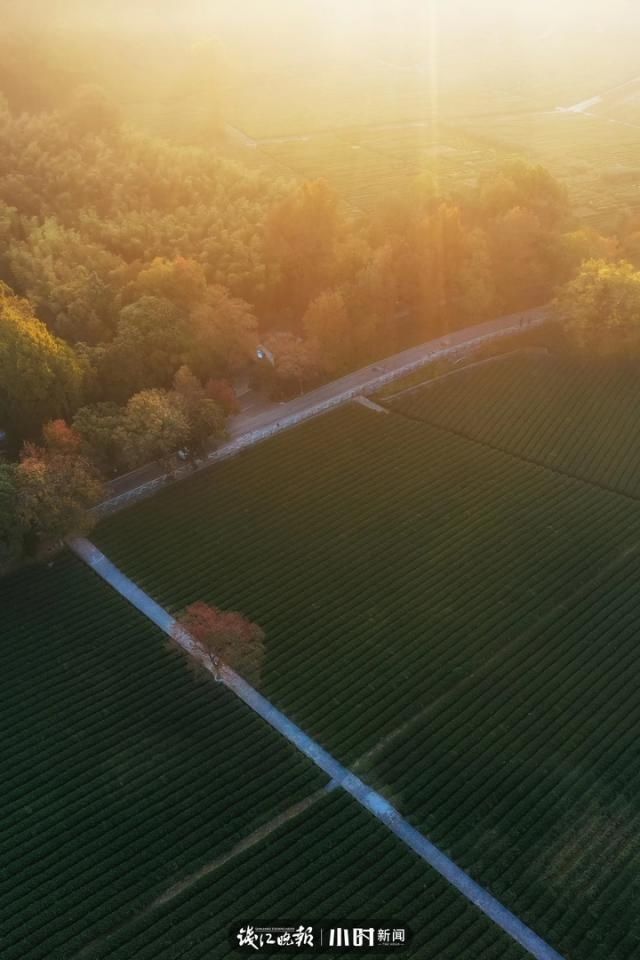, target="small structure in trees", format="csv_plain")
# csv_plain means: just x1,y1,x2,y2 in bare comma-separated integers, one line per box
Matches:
253,333,322,399
172,601,265,684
